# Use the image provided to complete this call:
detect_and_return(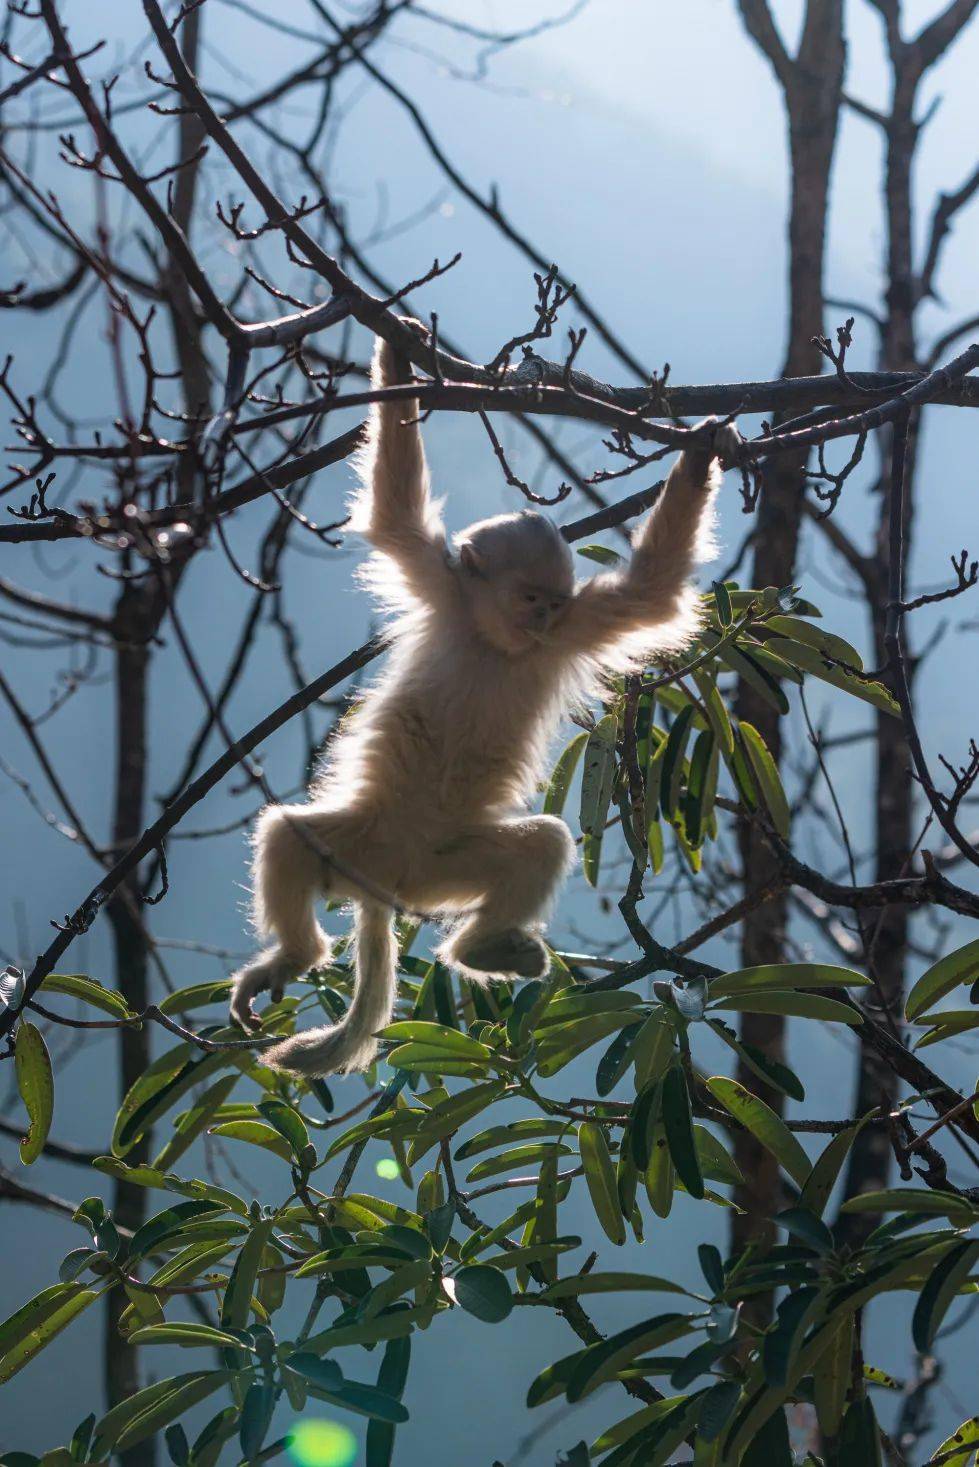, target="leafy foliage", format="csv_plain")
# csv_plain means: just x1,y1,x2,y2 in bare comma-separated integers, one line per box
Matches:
3,587,976,1465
